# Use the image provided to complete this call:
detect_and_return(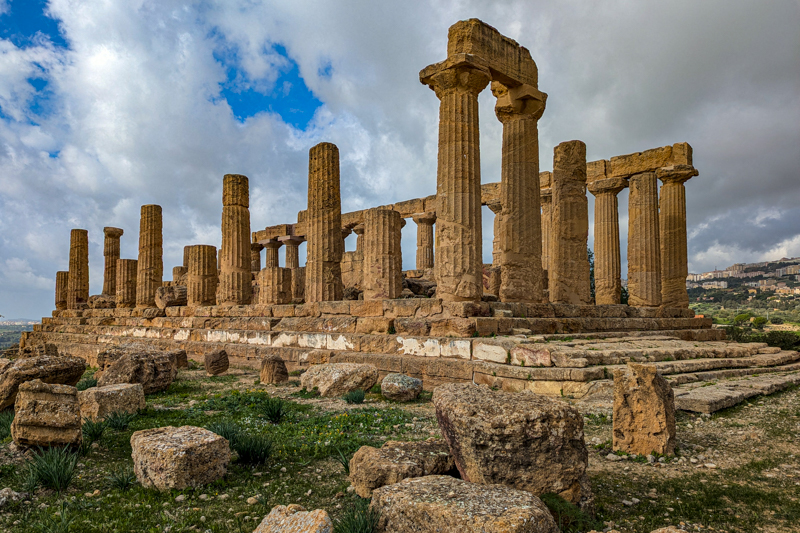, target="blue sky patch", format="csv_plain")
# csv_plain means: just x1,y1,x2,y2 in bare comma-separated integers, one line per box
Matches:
0,0,67,48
